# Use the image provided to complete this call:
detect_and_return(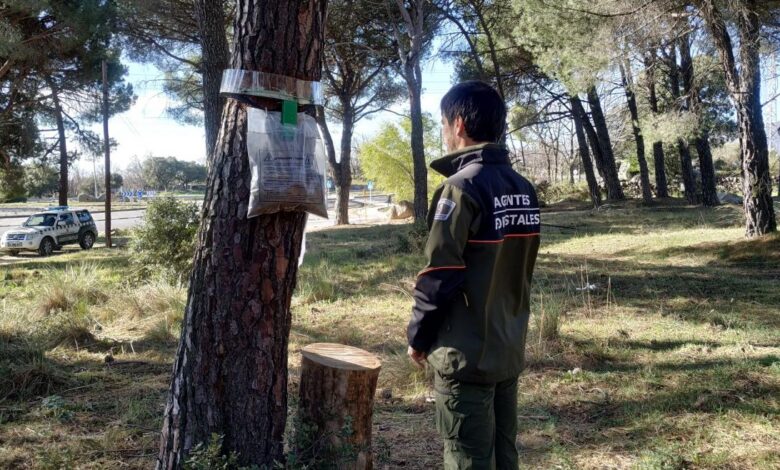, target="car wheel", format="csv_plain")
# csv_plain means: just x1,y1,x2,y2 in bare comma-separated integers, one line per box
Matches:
38,237,54,257
79,231,95,250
